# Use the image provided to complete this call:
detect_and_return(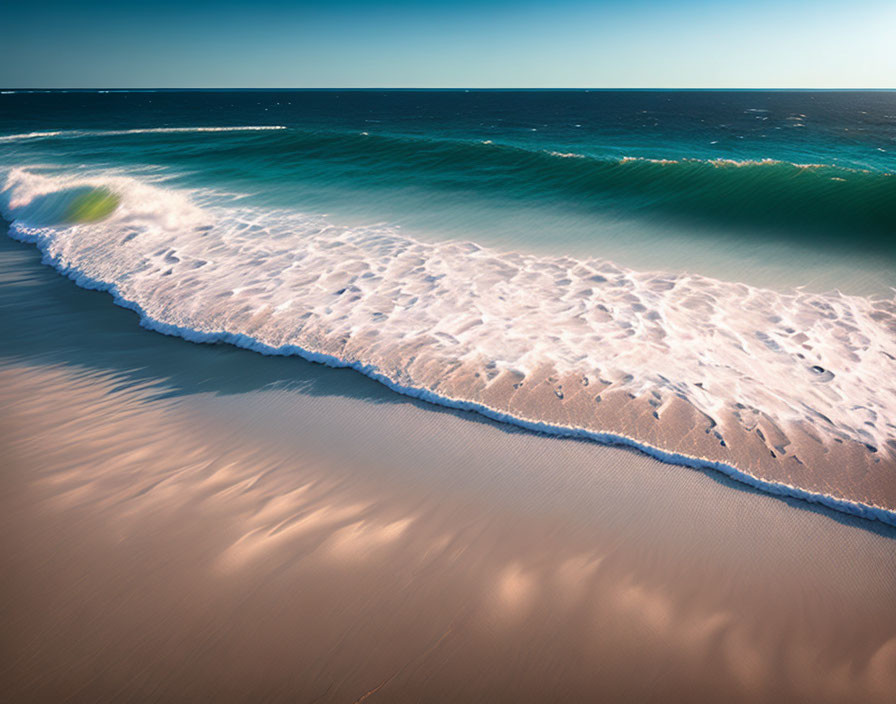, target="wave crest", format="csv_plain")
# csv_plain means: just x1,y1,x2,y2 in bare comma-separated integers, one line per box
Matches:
180,128,896,244
0,126,287,143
